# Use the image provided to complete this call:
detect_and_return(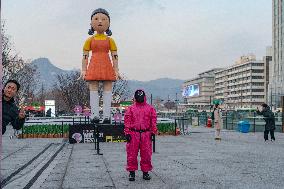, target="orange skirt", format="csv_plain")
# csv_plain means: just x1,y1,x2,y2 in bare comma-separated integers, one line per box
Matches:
85,53,116,81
